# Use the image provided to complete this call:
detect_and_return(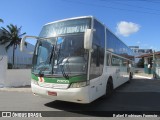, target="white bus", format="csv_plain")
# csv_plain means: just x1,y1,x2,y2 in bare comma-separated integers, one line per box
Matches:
20,16,134,104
